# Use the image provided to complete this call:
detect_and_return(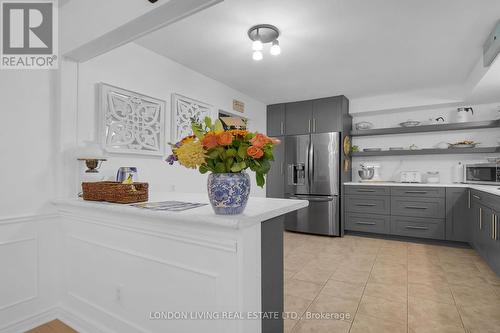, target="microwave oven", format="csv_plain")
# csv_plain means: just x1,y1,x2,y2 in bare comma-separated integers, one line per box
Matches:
464,162,500,185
